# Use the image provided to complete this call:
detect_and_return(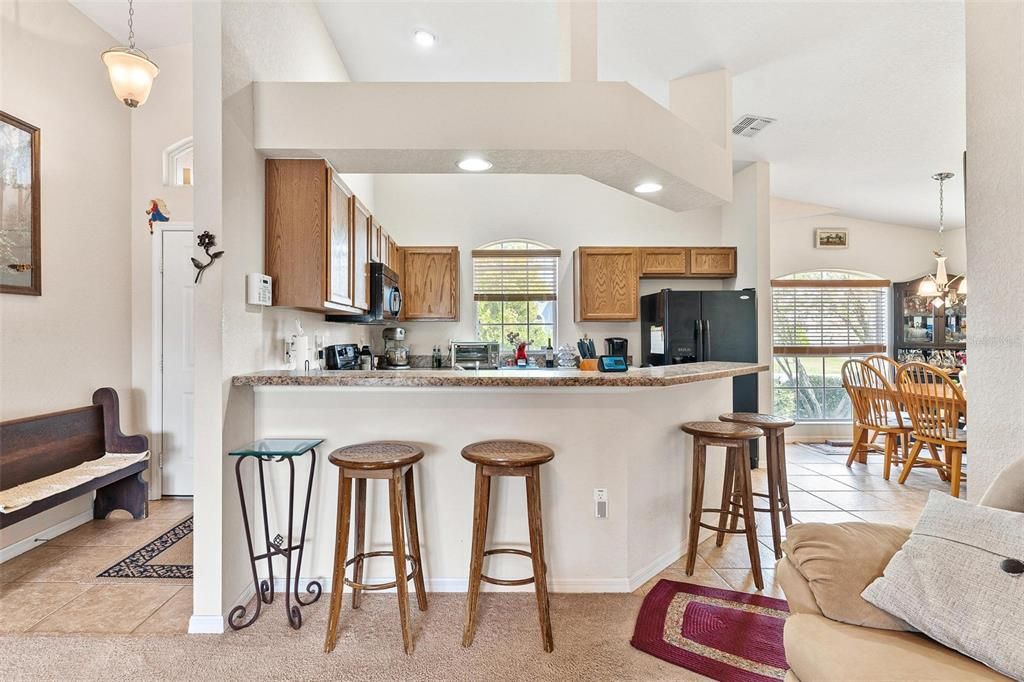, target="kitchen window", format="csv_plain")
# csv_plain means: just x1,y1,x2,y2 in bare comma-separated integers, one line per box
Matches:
771,270,890,422
473,240,559,350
